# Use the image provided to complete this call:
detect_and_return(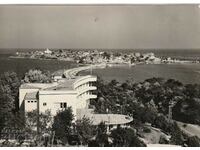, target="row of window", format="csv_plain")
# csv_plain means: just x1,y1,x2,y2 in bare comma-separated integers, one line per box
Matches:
42,102,67,109
27,100,37,103
27,101,67,109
